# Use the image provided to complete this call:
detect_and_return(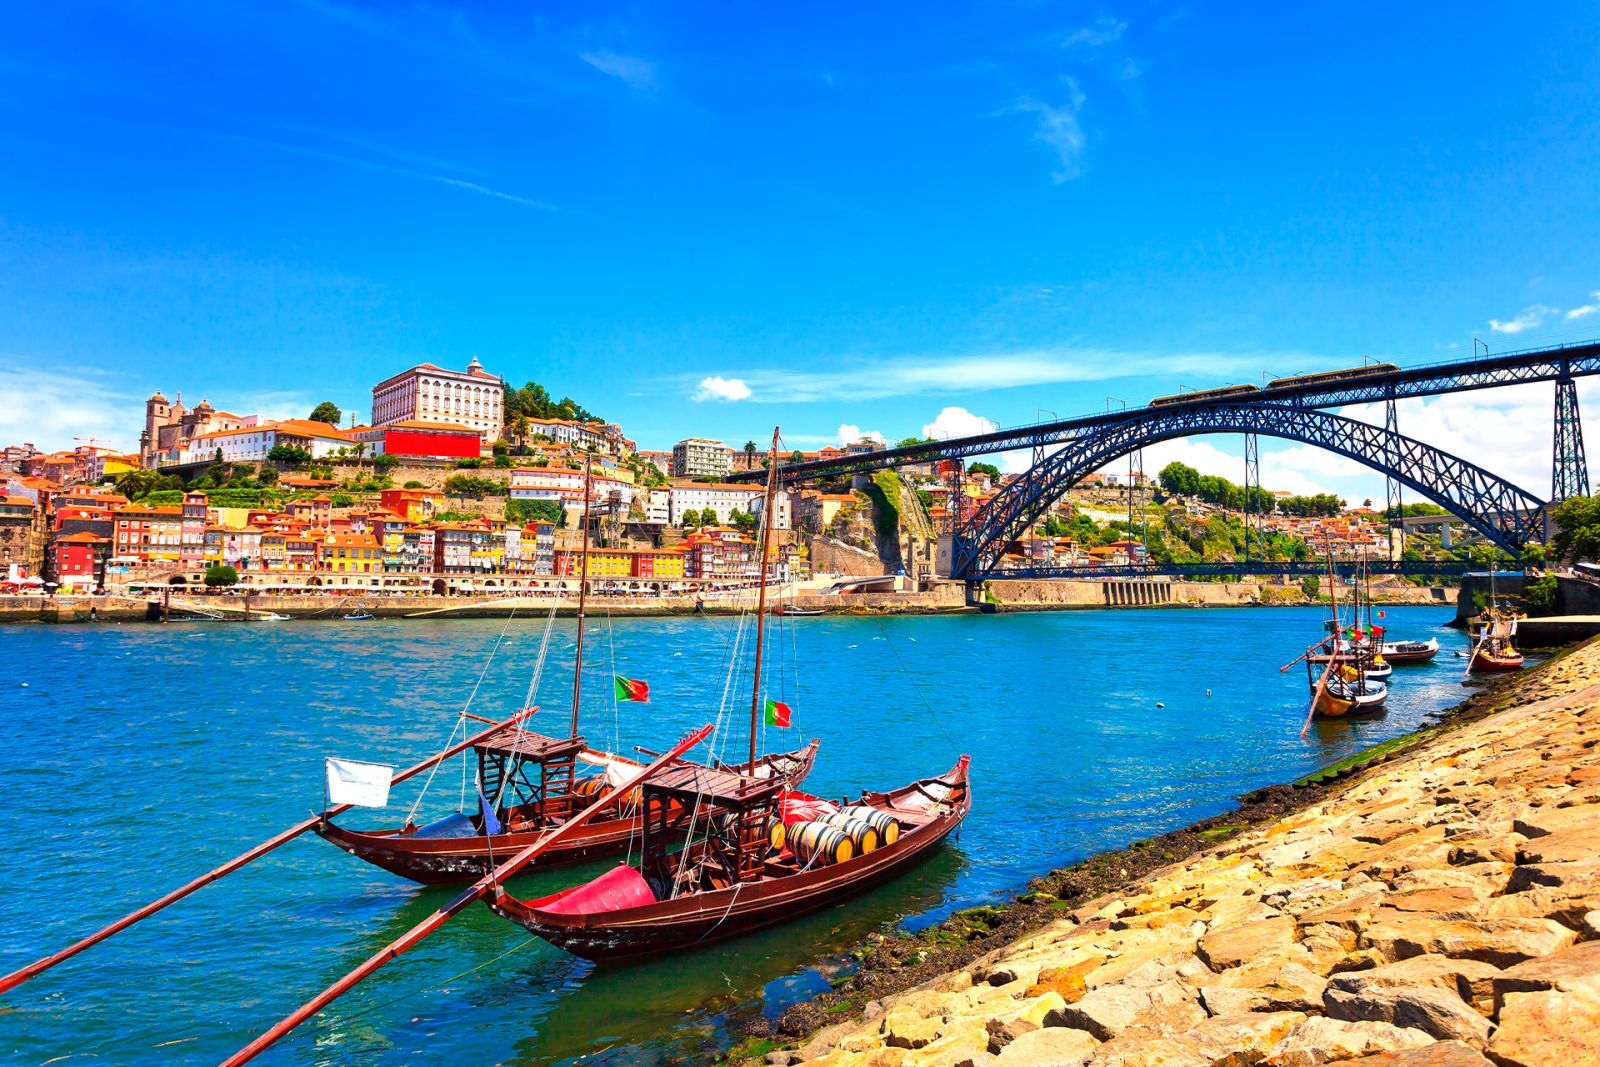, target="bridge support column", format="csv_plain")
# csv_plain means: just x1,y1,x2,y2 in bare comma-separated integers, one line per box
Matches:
1243,433,1260,564
1385,399,1404,560
1553,377,1590,502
